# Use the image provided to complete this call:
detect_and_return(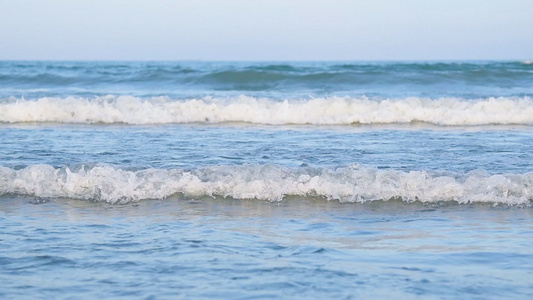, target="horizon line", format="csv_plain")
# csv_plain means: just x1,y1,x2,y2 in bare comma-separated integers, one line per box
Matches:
1,58,531,63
